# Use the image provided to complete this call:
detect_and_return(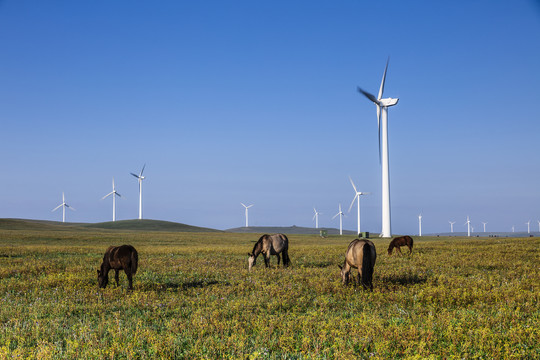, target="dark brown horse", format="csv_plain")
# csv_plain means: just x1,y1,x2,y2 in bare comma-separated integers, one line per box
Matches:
248,234,291,271
97,245,138,289
338,239,376,290
388,235,414,255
